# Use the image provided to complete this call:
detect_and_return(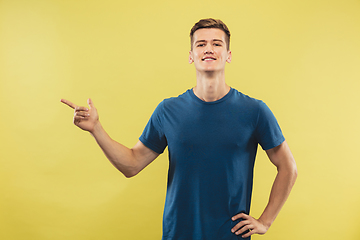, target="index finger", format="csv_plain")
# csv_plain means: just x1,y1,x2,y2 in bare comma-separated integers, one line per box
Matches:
232,213,248,221
60,99,77,109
